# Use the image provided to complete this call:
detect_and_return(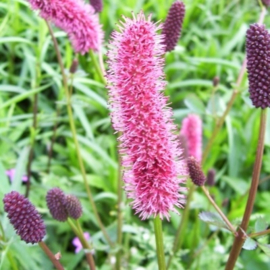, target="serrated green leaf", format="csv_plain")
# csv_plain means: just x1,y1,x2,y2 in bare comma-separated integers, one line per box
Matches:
255,217,268,233
242,237,257,250
198,211,229,230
